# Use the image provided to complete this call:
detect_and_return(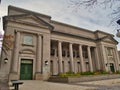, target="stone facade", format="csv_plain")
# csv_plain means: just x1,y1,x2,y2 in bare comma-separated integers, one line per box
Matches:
0,5,120,80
